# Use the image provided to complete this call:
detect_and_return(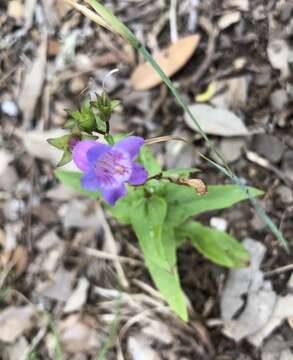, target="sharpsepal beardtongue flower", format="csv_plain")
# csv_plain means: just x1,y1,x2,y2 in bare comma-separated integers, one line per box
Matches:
73,136,148,206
